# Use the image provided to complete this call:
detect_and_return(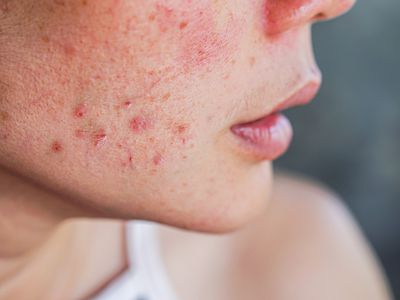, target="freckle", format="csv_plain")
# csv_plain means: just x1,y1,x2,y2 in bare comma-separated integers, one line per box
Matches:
249,56,256,67
162,92,171,101
148,14,156,21
129,116,150,133
152,153,163,166
81,0,88,5
74,103,87,118
41,35,50,43
92,129,107,147
0,111,10,122
231,59,236,65
179,21,188,30
51,141,63,153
